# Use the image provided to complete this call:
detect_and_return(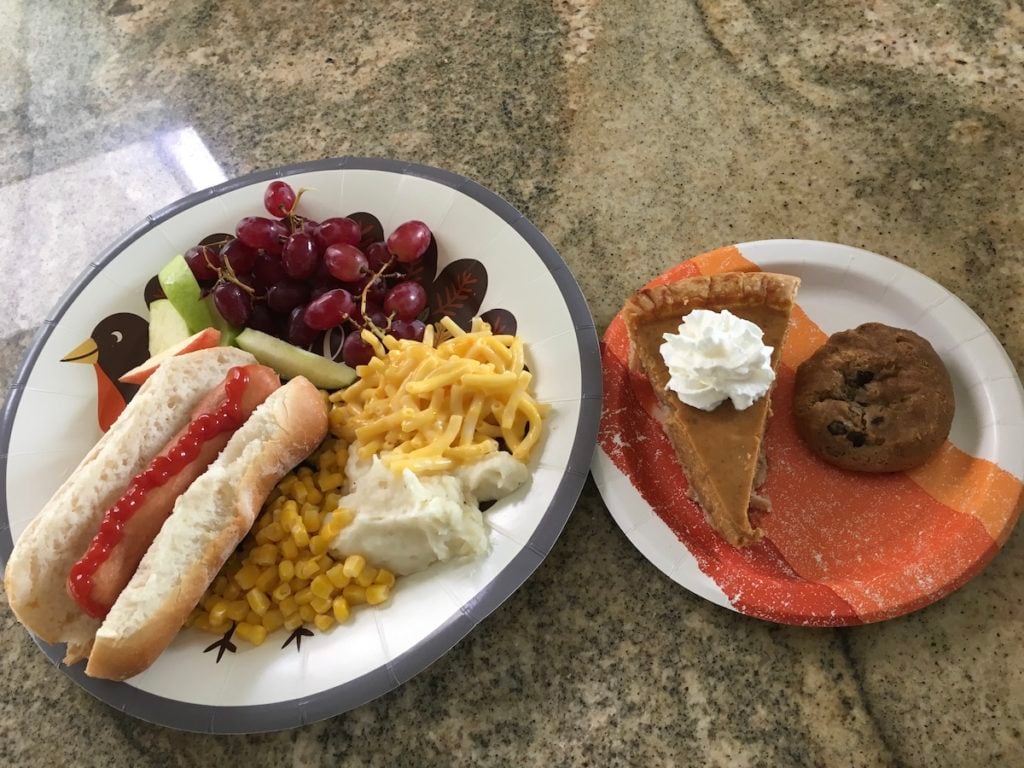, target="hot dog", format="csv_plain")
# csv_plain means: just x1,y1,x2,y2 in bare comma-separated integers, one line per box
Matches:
4,347,328,680
67,364,282,619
